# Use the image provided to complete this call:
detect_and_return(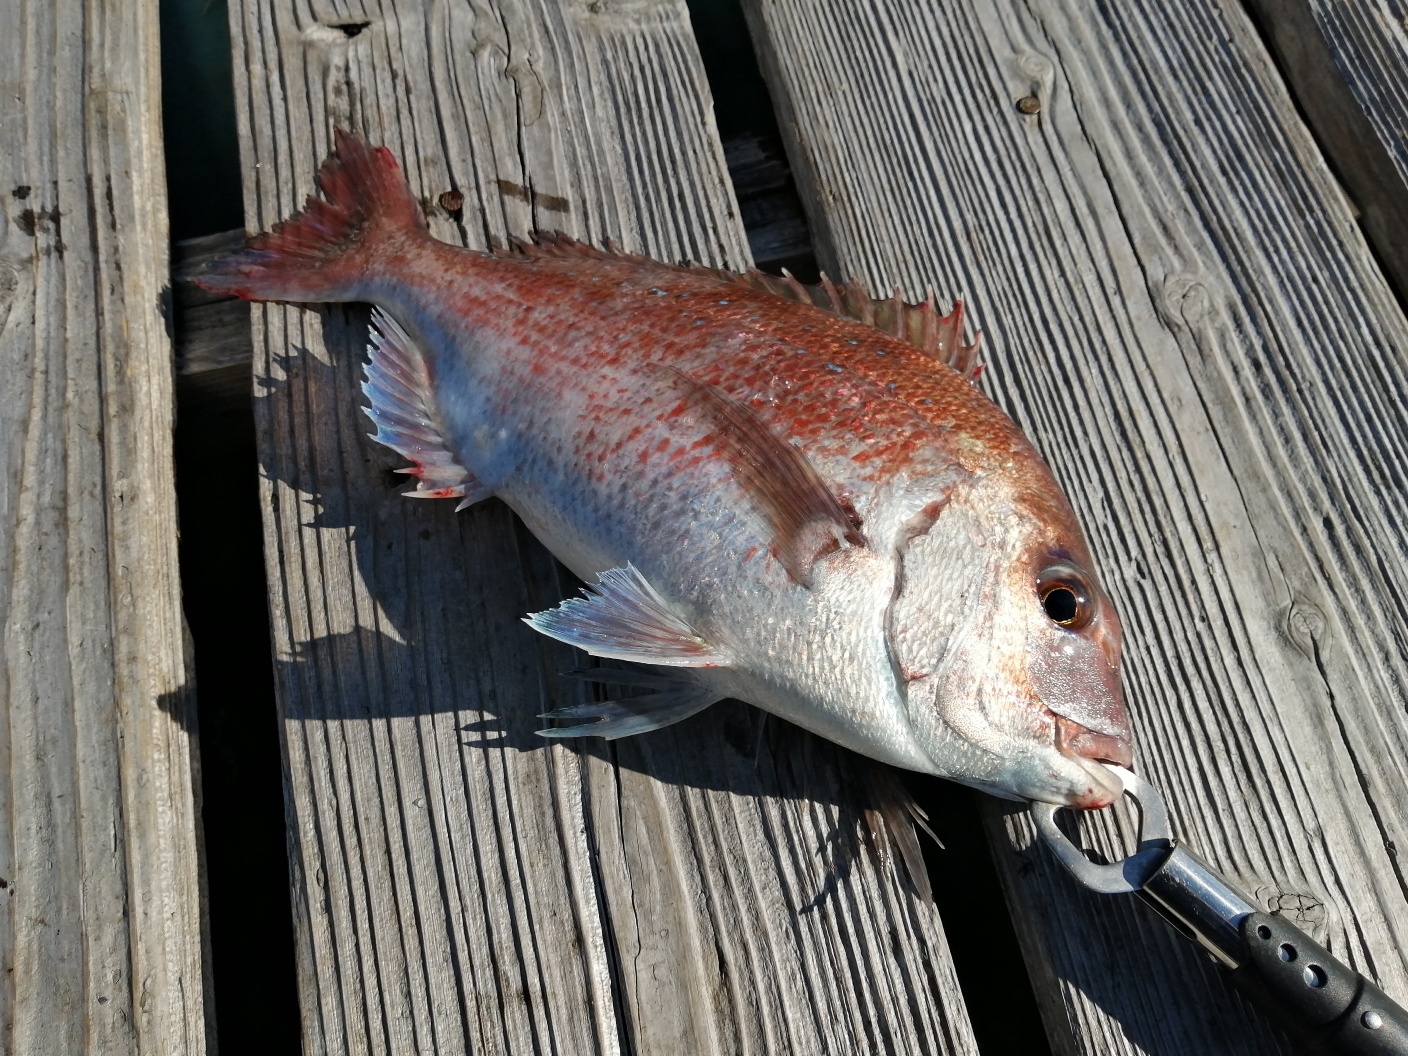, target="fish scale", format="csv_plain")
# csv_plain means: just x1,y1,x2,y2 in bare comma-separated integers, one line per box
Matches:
201,128,1135,811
